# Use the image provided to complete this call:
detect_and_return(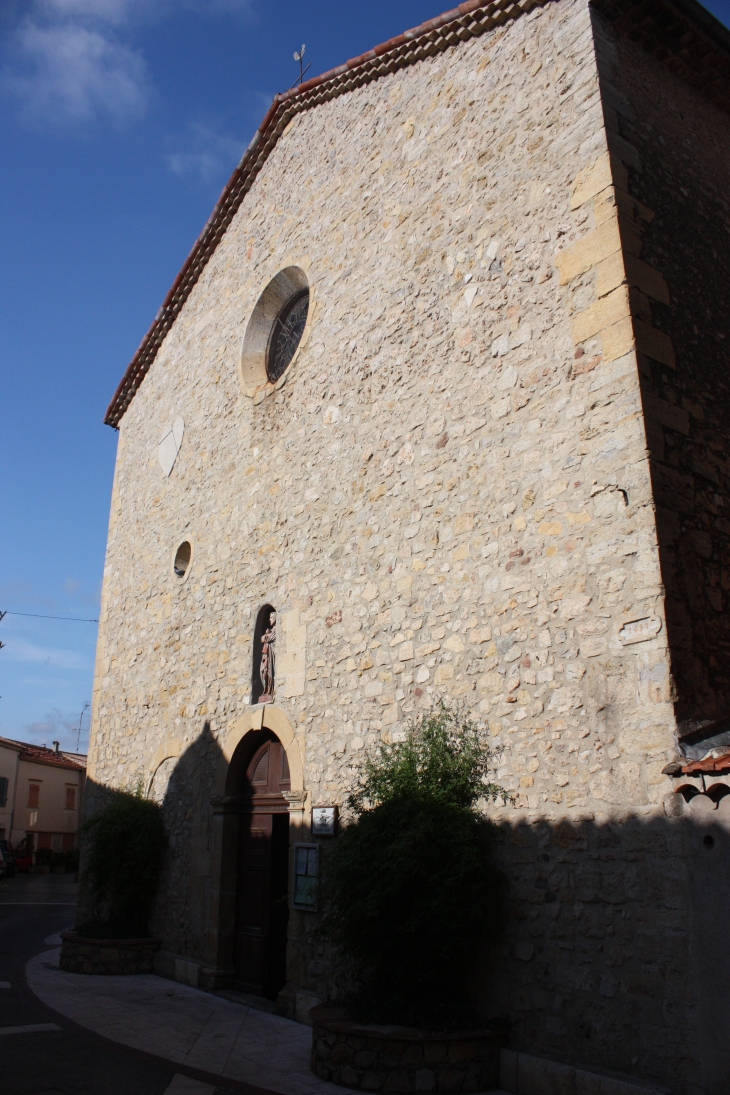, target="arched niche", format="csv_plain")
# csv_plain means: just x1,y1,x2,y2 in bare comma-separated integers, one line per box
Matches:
145,737,183,798
252,603,276,705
